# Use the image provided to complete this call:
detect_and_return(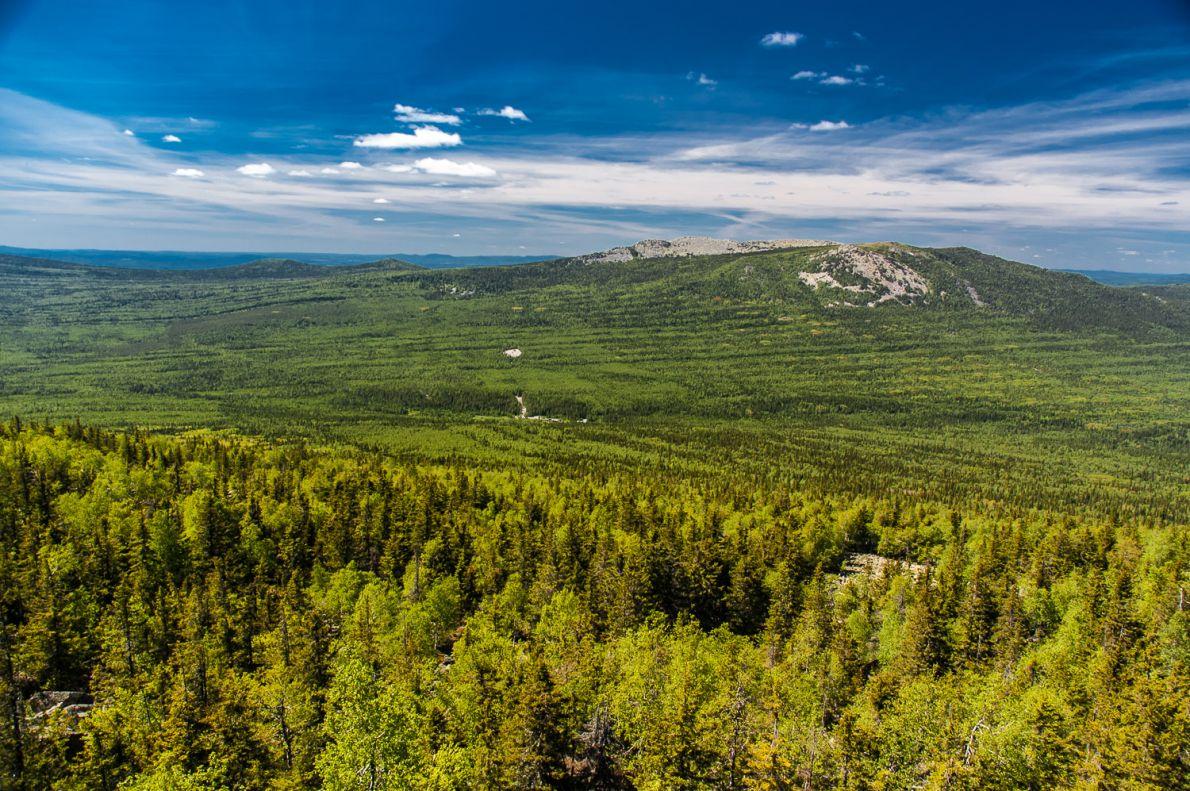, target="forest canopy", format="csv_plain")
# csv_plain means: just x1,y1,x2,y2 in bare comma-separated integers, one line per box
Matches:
0,419,1184,789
